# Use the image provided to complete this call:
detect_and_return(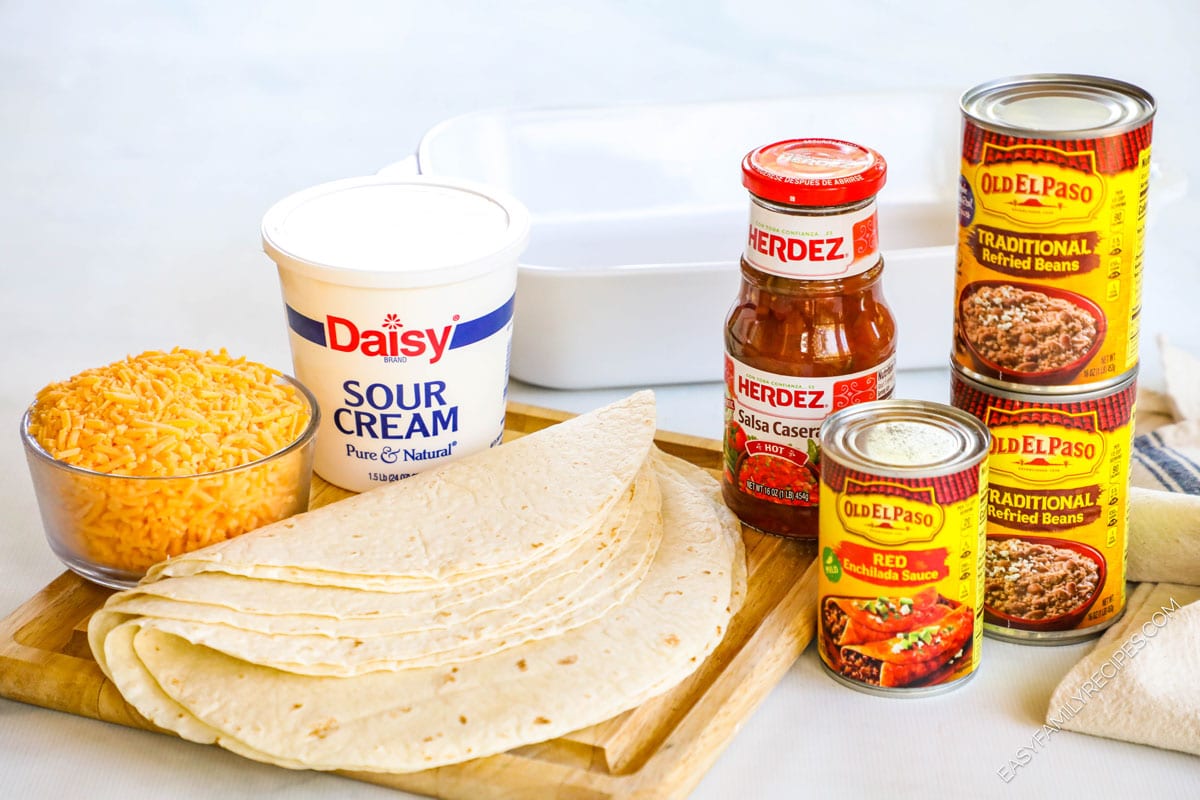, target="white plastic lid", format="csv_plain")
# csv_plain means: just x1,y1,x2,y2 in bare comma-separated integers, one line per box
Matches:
261,175,531,288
